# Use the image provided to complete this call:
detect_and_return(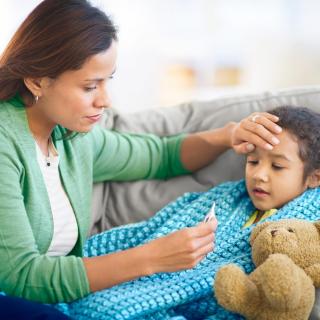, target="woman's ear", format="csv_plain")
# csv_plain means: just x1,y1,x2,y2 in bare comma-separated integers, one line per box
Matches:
23,78,43,97
306,169,320,189
24,77,51,98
